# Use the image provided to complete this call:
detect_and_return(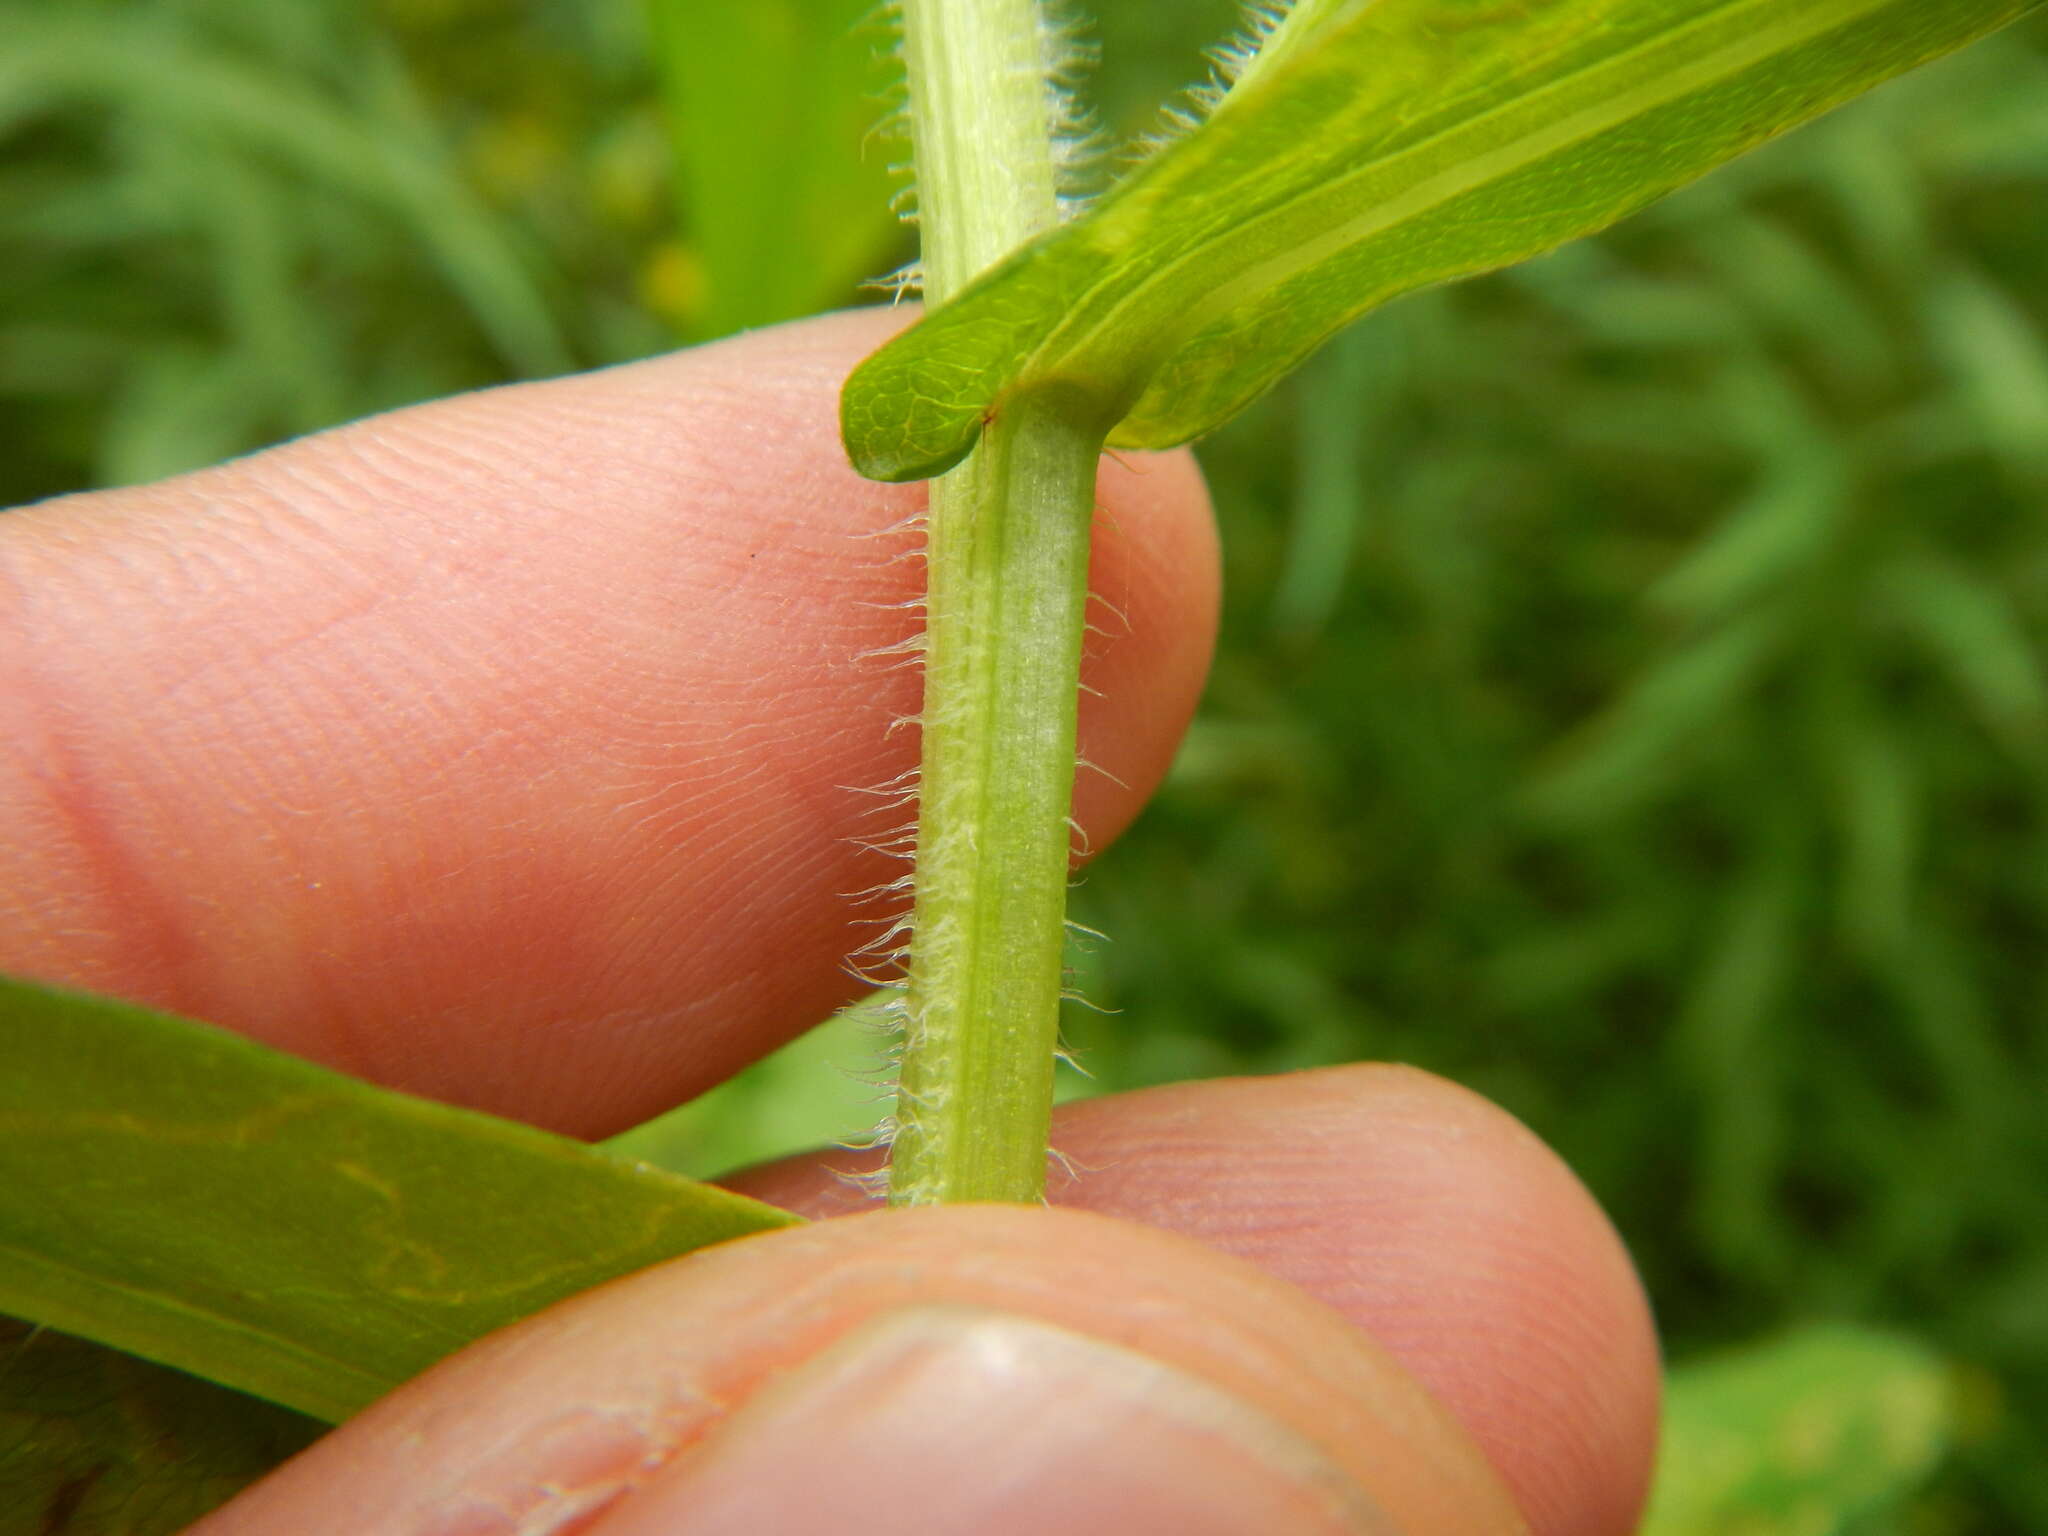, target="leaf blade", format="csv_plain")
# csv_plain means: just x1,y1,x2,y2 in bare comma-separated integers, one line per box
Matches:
1643,1325,1955,1533
0,1321,322,1536
651,0,904,339
842,0,2042,481
0,976,797,1423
